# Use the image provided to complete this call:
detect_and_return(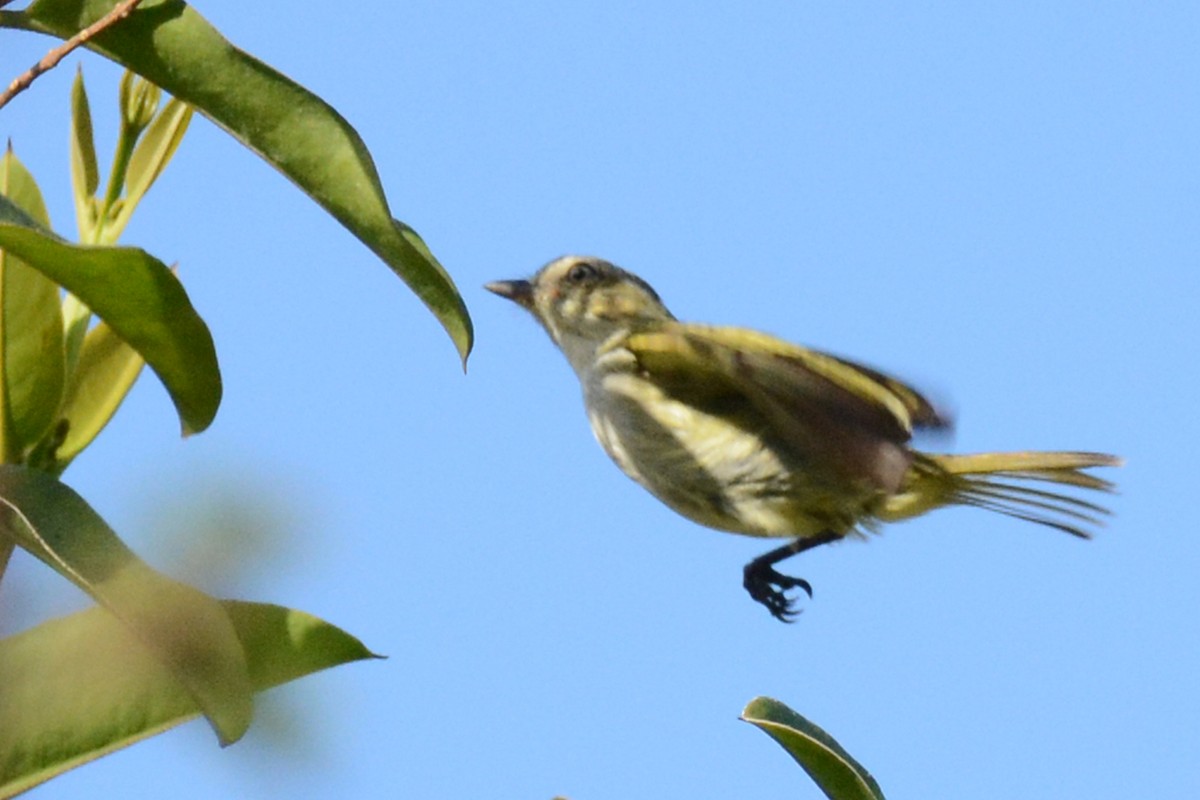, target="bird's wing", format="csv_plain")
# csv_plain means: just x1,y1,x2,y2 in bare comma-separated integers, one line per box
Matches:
621,323,950,446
